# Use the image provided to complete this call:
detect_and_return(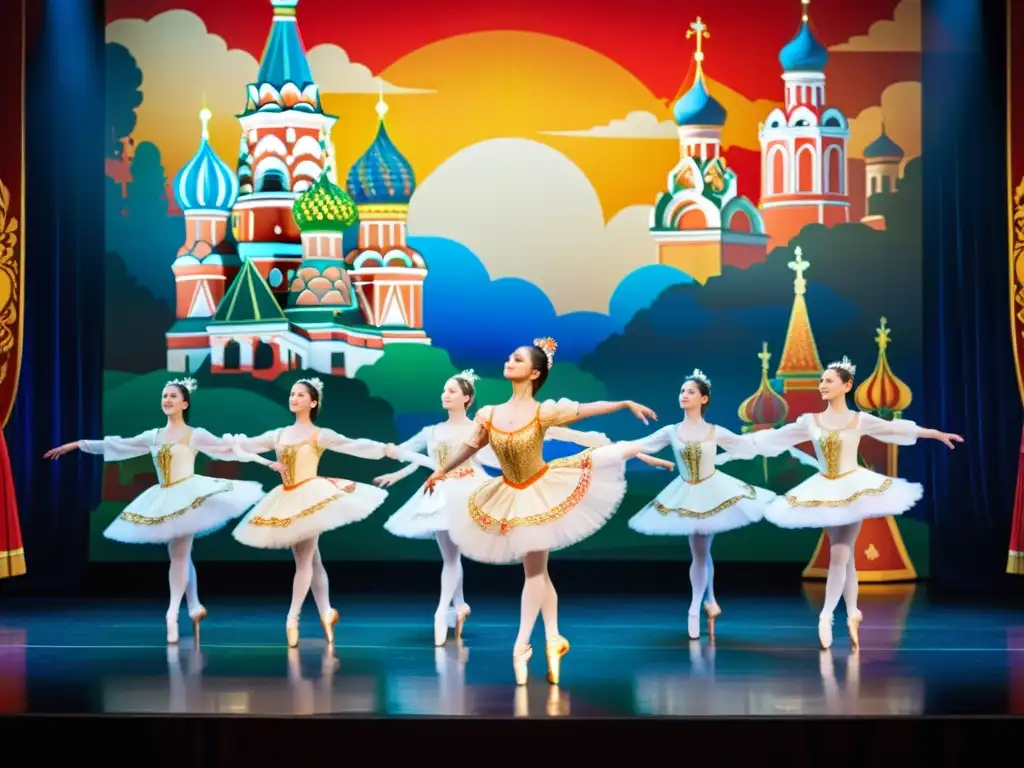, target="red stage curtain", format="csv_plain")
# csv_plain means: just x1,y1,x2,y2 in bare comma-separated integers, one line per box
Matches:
0,0,25,580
